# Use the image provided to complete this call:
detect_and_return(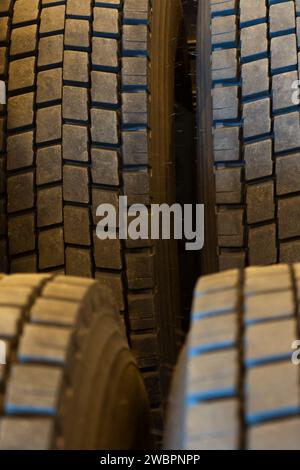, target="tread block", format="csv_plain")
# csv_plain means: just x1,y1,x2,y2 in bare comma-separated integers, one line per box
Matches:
280,240,300,263
217,209,244,247
131,333,159,368
240,23,268,60
128,293,155,331
31,298,80,327
38,227,64,270
212,49,237,82
66,0,91,18
243,98,271,139
12,0,39,26
270,2,295,35
91,108,118,144
18,324,71,364
241,59,269,97
65,19,90,49
93,234,122,270
92,188,119,225
8,93,34,130
186,400,238,450
5,364,62,415
0,418,53,450
245,319,295,366
66,247,92,278
63,165,89,204
91,148,119,186
92,37,118,69
249,418,300,450
63,86,88,123
36,106,62,143
123,130,148,165
63,125,88,162
248,224,277,266
93,7,119,36
212,86,238,121
245,289,294,324
123,24,148,52
274,112,300,153
122,56,148,88
195,269,239,294
219,251,246,271
193,288,237,319
240,0,266,27
189,313,237,354
10,255,37,274
40,5,65,34
7,132,34,171
211,15,237,47
8,57,35,92
213,126,240,162
246,181,275,224
37,68,63,104
188,349,238,400
278,195,300,239
7,172,34,214
64,50,89,84
0,307,21,339
8,214,35,255
244,139,273,181
246,362,300,424
36,145,62,185
37,186,63,228
126,252,154,290
91,71,118,105
272,71,298,112
10,25,38,57
215,167,242,204
95,272,124,311
122,91,147,126
64,205,91,246
38,35,64,68
271,34,297,72
123,171,150,205
277,153,300,195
